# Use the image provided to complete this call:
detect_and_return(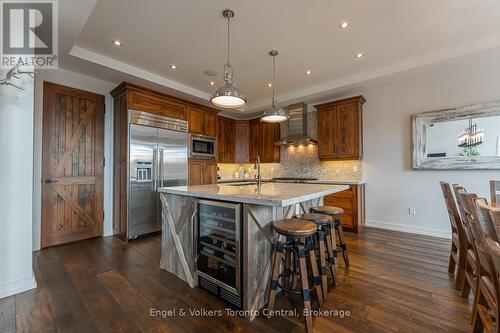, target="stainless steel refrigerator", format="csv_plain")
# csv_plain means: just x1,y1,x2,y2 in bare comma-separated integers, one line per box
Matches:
128,110,188,239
